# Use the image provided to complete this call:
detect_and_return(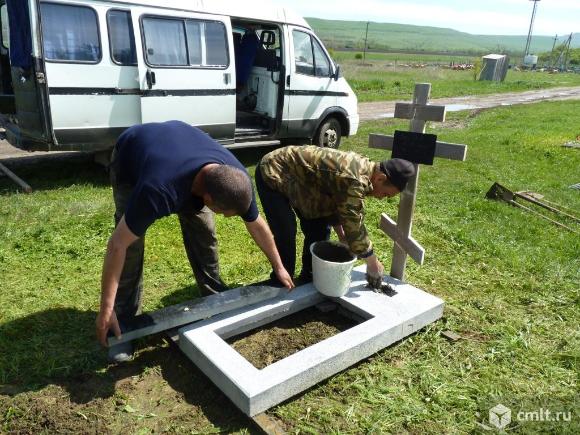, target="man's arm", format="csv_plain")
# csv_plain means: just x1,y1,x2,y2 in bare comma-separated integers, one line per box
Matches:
244,215,294,289
96,216,139,346
337,186,385,288
333,224,347,245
